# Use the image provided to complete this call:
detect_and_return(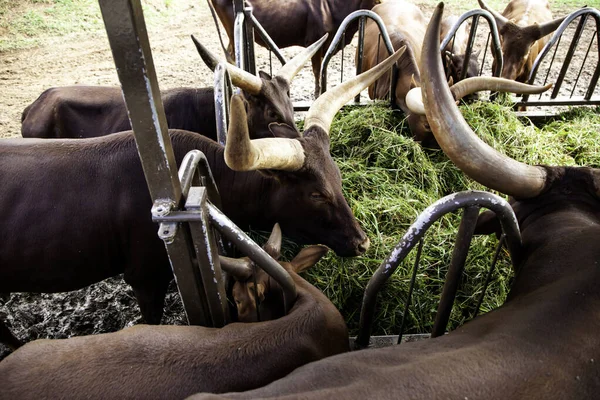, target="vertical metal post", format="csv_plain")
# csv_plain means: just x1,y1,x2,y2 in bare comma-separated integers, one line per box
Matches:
431,206,480,338
551,15,588,99
99,0,211,326
243,5,257,75
355,16,366,103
